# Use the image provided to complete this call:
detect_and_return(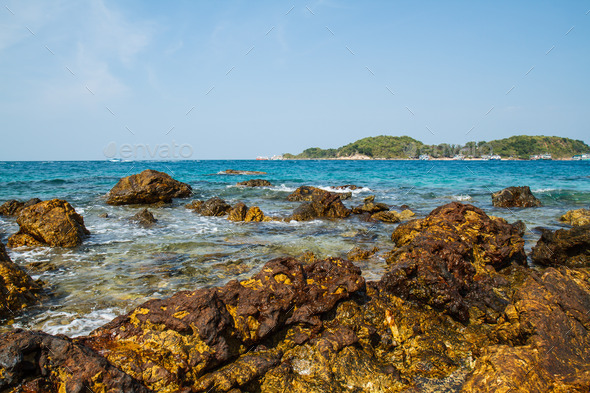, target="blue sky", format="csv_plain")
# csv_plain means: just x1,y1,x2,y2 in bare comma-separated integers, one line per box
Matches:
1,0,588,160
